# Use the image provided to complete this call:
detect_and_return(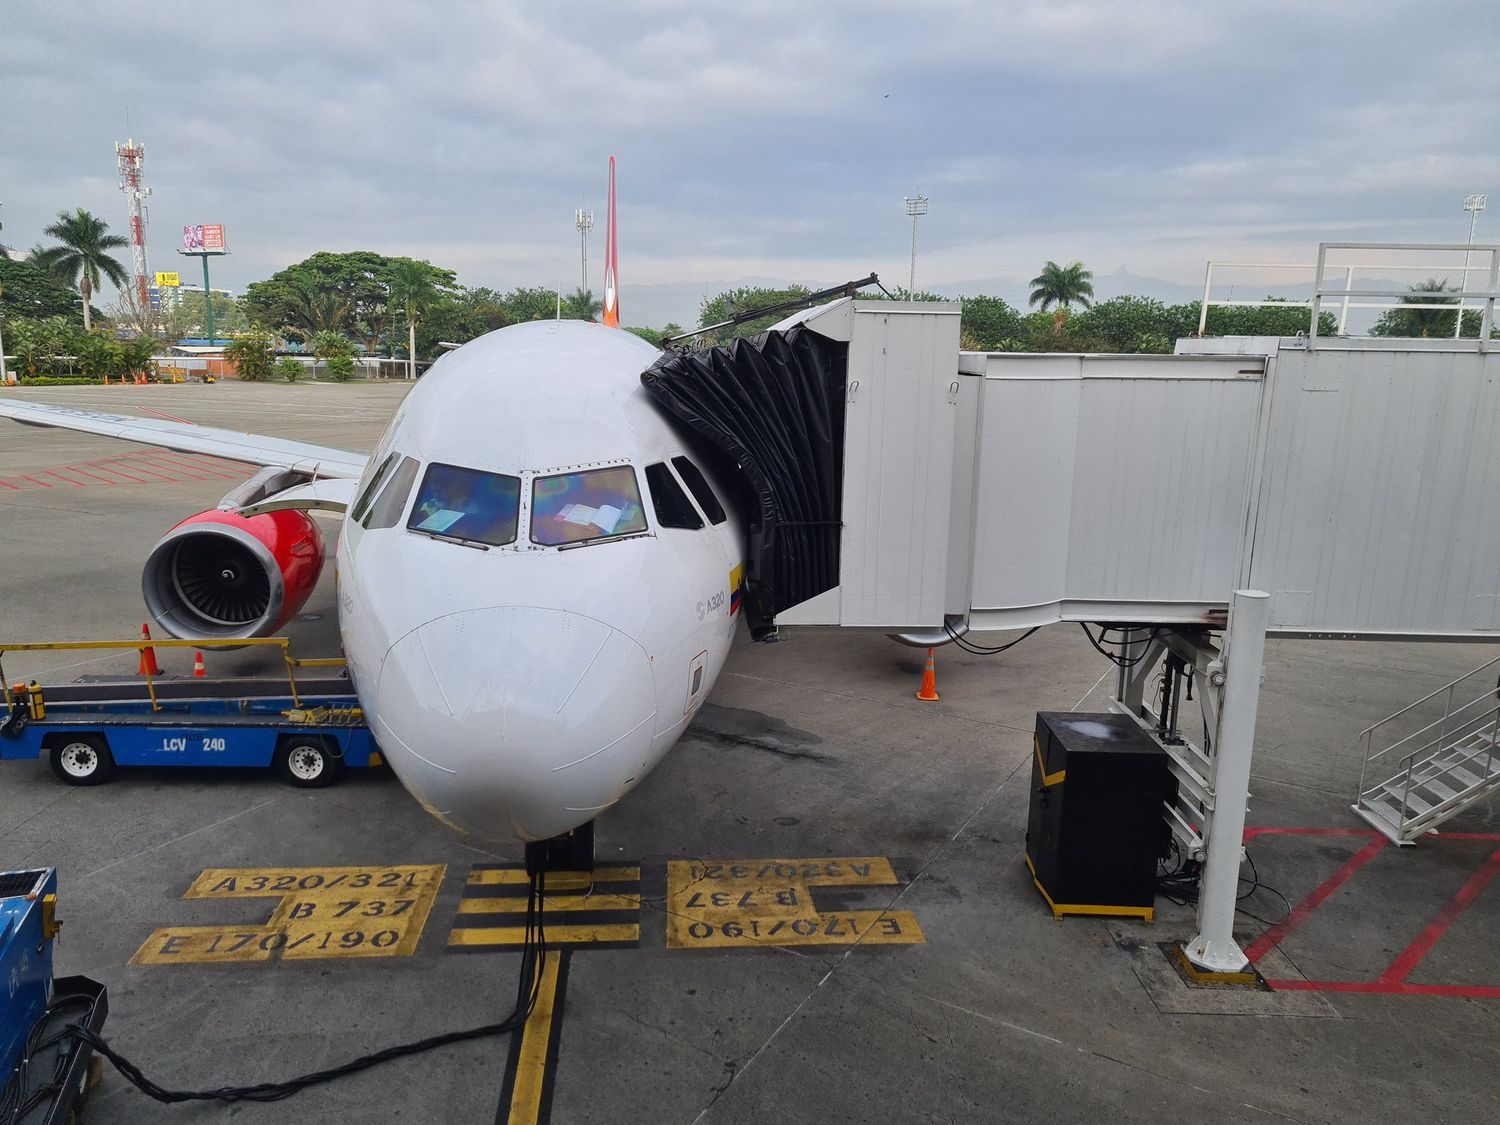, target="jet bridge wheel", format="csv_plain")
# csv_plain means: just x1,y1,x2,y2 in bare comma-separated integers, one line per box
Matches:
277,736,342,788
48,735,114,786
